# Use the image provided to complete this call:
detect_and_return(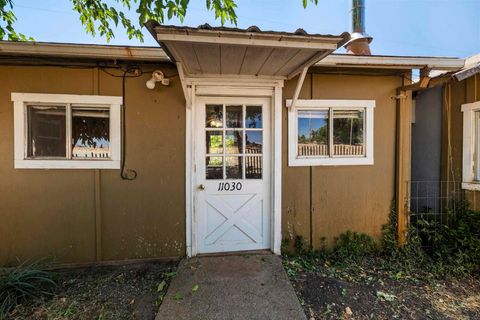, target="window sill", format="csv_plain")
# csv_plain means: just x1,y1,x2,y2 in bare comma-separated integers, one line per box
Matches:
14,159,120,169
462,182,480,191
289,156,374,167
